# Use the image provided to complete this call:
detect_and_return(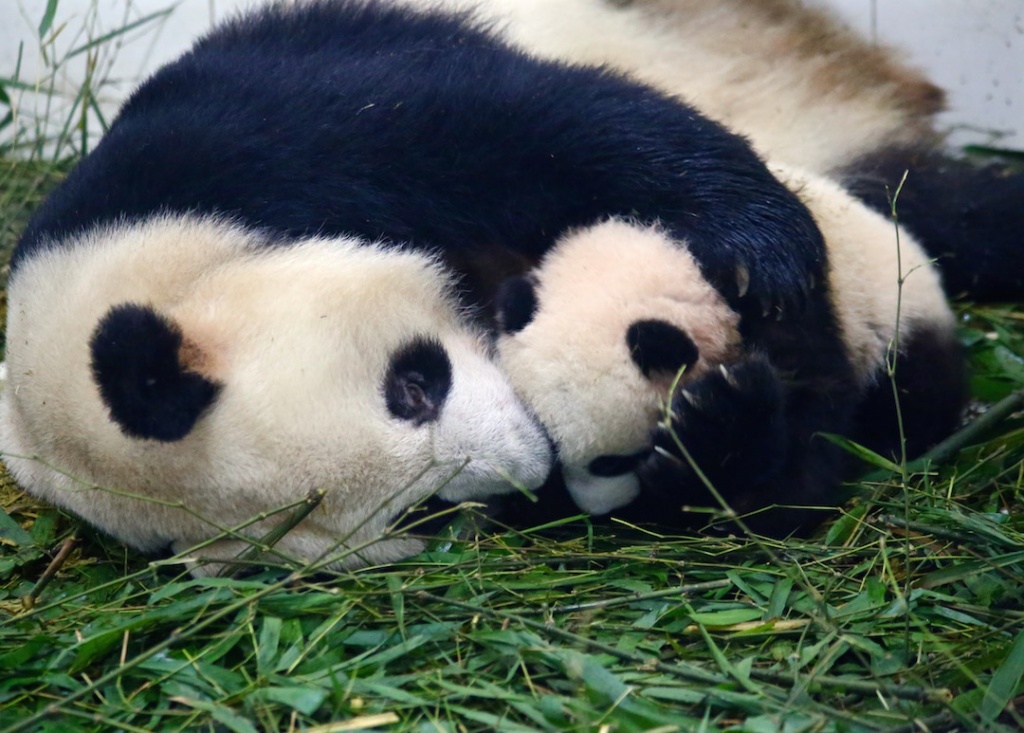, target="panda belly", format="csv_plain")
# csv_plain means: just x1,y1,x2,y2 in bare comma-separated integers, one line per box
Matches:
640,168,965,532
780,166,967,461
638,168,965,531
396,0,941,175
